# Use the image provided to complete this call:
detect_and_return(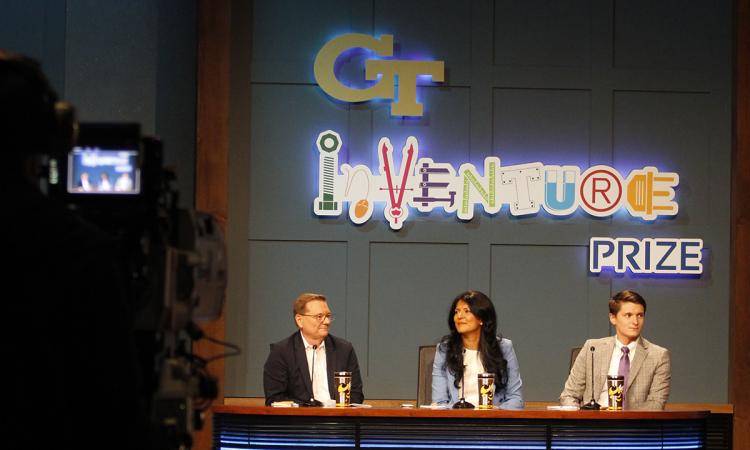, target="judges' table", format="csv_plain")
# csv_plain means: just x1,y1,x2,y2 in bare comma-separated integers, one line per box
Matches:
213,405,709,449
